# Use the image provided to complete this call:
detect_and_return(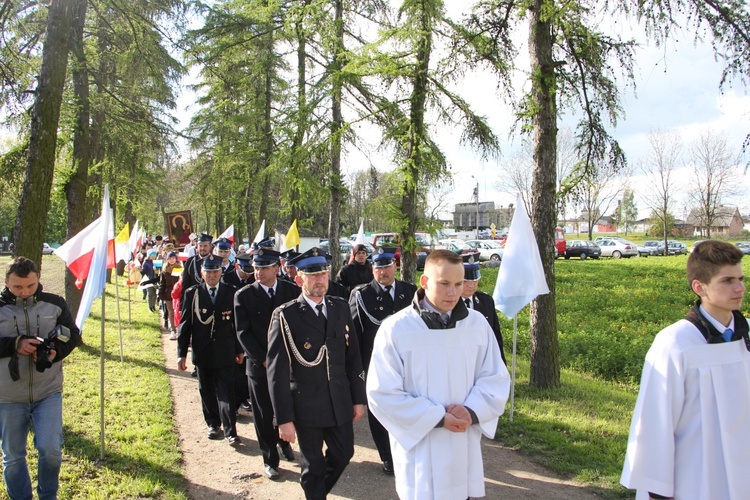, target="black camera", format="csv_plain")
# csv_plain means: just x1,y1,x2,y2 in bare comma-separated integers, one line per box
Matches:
34,325,71,373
